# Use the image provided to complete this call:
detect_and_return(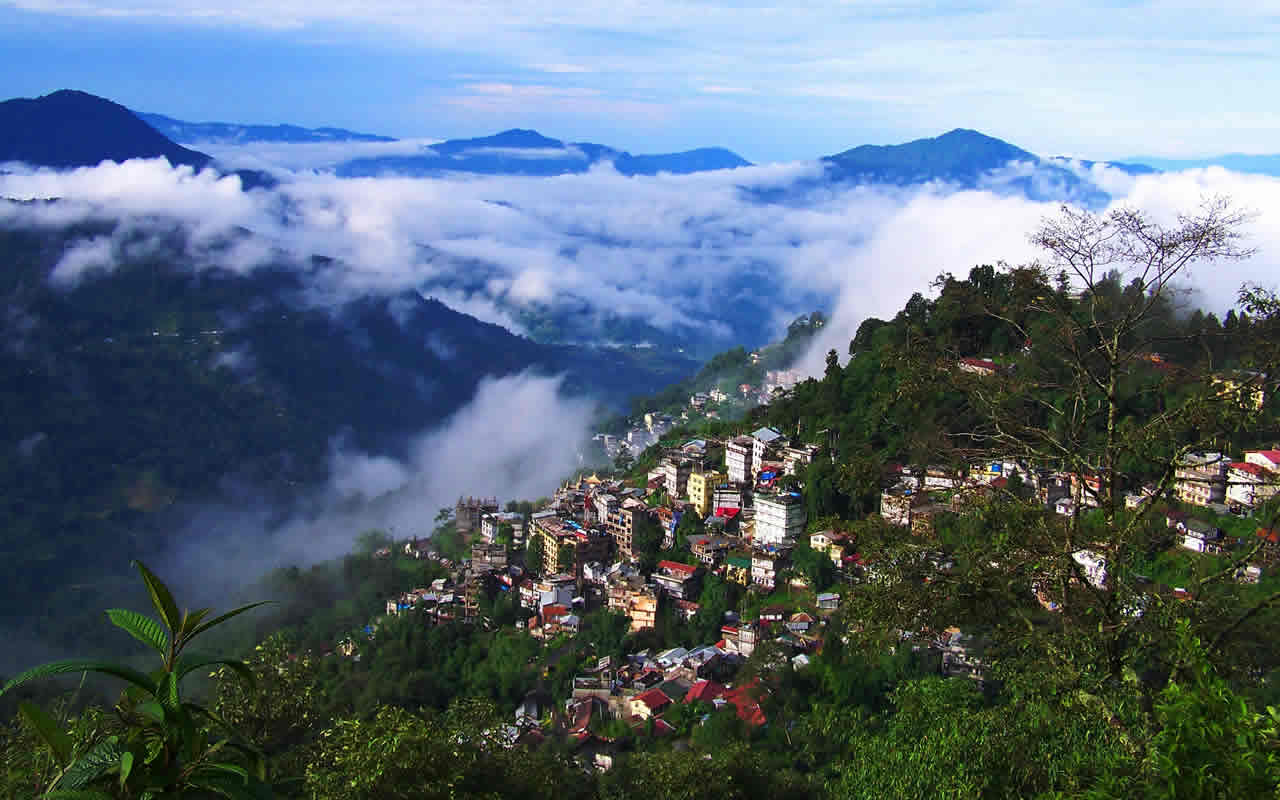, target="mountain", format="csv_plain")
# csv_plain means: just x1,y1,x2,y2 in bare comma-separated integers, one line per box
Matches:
135,111,396,145
0,90,213,170
0,213,696,653
337,128,751,178
1123,153,1280,177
